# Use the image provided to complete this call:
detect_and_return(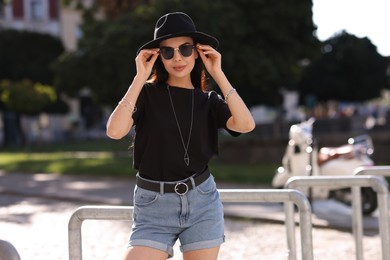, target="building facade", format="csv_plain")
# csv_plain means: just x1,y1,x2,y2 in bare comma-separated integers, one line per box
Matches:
0,0,83,51
0,0,60,36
